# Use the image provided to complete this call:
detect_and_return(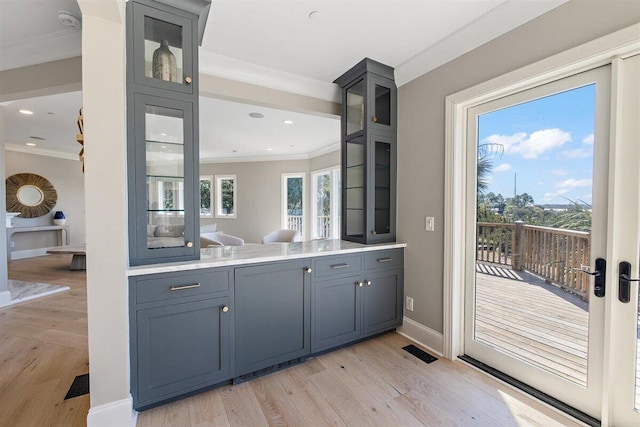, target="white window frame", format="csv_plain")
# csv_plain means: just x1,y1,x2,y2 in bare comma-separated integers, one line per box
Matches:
311,166,341,239
281,173,306,239
215,174,237,219
199,175,213,218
